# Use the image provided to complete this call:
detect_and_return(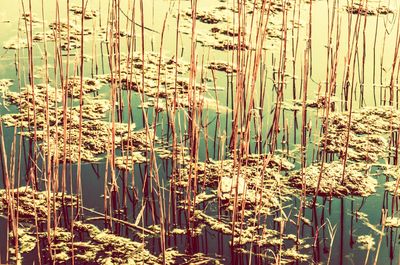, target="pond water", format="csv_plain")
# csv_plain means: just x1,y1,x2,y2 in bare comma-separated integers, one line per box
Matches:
0,0,399,264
